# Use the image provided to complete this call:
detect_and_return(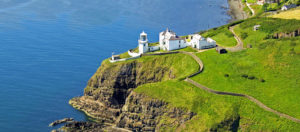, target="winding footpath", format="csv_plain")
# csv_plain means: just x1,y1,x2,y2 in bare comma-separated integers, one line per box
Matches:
246,1,255,16
225,26,245,52
180,29,300,123
144,26,300,123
